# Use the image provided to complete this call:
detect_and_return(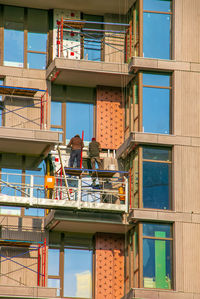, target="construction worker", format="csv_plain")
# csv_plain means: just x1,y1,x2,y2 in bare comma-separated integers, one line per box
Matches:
67,134,84,168
89,137,103,170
